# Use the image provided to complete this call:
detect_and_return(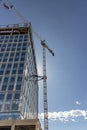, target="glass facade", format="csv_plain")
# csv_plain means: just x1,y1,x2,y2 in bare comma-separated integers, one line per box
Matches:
0,25,38,120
